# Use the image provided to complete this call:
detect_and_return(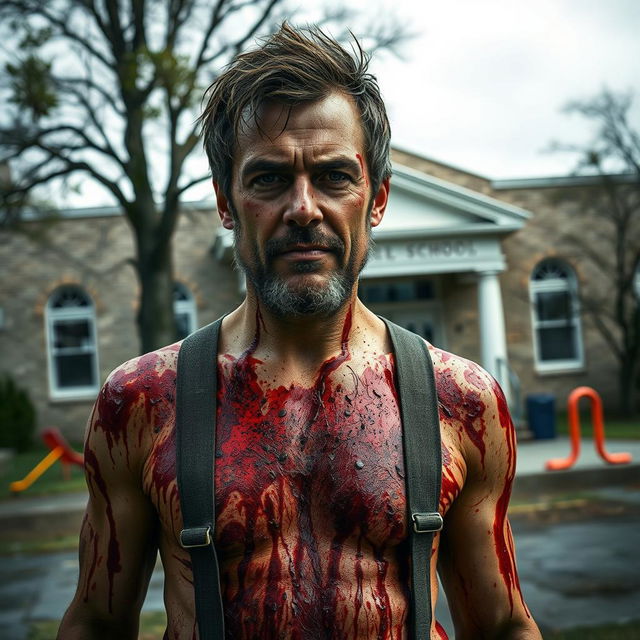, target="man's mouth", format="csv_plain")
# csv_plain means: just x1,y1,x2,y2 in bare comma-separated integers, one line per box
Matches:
279,244,332,260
